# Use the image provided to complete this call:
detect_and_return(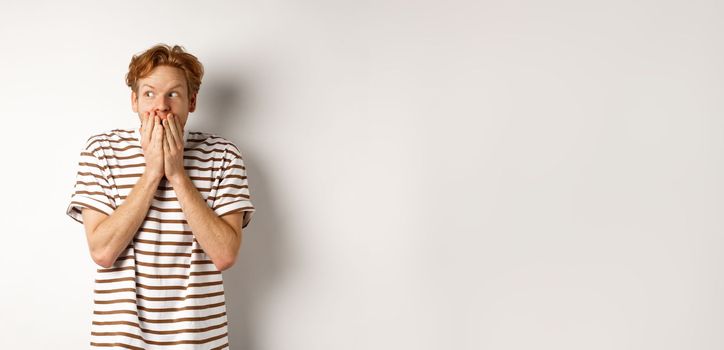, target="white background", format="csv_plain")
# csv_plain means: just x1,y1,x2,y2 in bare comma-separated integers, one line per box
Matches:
1,0,723,349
